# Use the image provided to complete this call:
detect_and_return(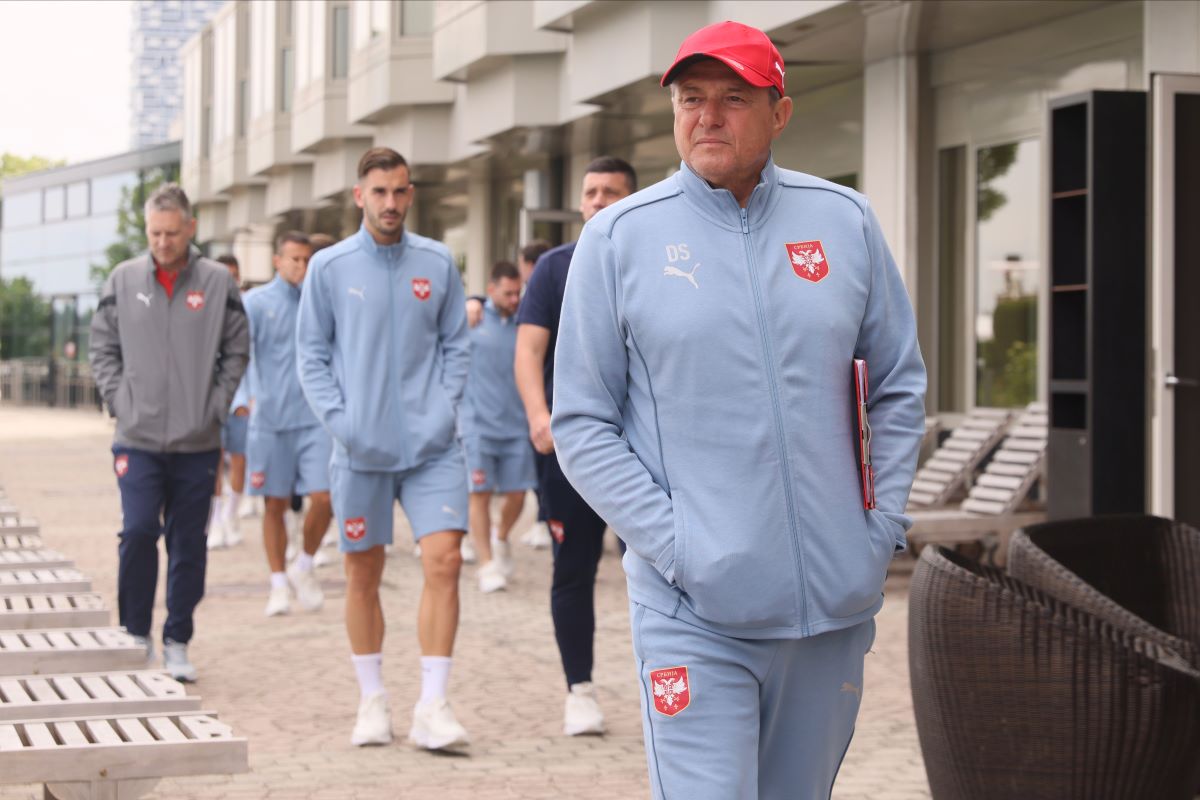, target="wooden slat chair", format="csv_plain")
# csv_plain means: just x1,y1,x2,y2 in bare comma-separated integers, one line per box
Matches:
0,517,40,536
906,407,1014,509
0,505,20,523
0,534,45,551
0,568,91,595
907,403,1048,564
0,710,248,800
0,671,199,722
1,595,109,630
0,629,148,676
0,549,72,571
